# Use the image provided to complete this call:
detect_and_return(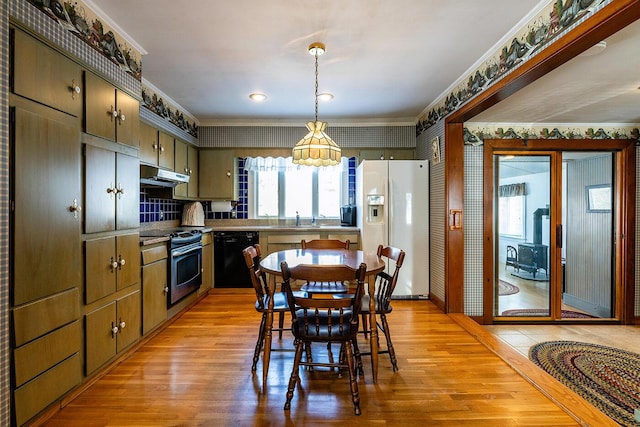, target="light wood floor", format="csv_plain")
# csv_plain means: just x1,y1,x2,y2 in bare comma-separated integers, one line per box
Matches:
38,289,626,426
